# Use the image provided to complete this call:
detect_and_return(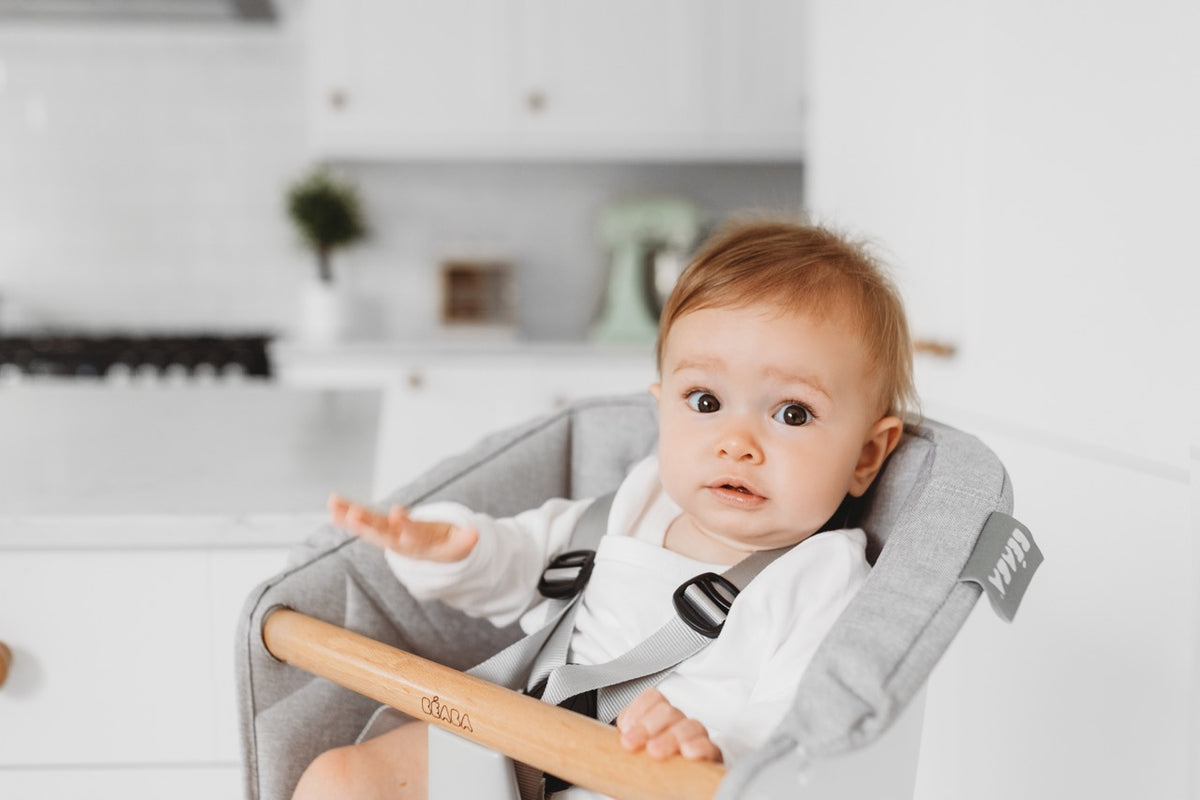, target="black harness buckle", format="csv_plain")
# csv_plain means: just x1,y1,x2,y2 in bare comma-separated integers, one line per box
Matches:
673,572,740,638
537,549,596,599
